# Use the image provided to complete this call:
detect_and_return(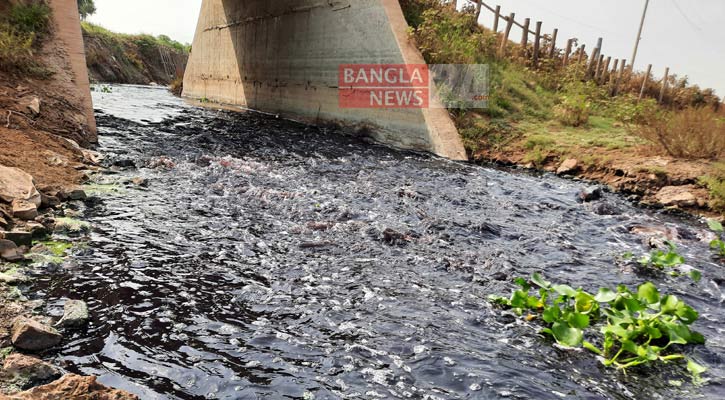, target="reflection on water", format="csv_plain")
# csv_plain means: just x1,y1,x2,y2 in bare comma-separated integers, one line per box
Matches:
39,85,724,399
